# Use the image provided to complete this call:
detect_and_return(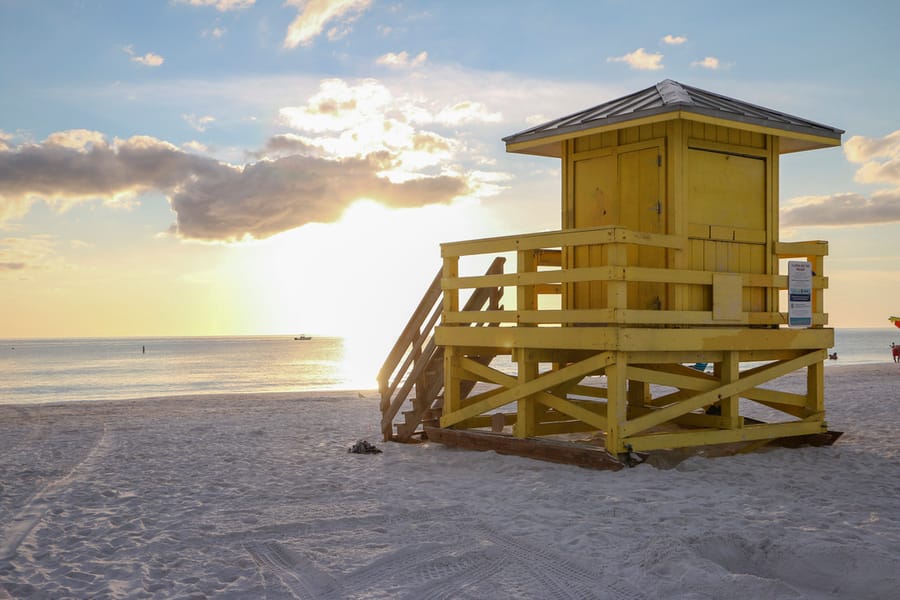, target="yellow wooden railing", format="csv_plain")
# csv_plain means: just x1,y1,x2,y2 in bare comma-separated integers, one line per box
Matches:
378,257,506,441
440,226,828,329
